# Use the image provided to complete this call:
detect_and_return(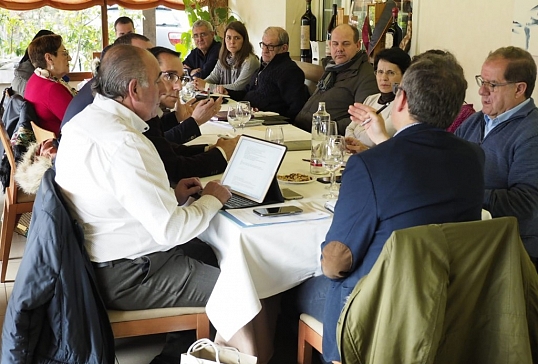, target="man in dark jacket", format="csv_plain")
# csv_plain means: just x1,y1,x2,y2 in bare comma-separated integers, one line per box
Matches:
148,46,238,183
183,20,221,79
456,46,538,270
227,27,308,120
293,24,378,134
